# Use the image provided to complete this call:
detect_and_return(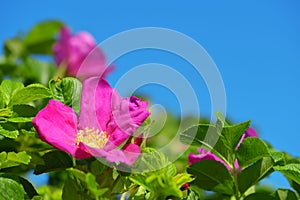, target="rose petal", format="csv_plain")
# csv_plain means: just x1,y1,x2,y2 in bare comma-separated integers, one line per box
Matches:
188,148,232,172
122,144,141,165
80,142,139,165
32,100,91,159
78,77,113,131
236,127,259,149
